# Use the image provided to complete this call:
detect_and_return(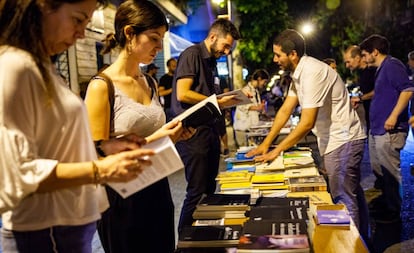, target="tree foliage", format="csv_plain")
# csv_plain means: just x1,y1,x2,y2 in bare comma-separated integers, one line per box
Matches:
232,0,290,73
